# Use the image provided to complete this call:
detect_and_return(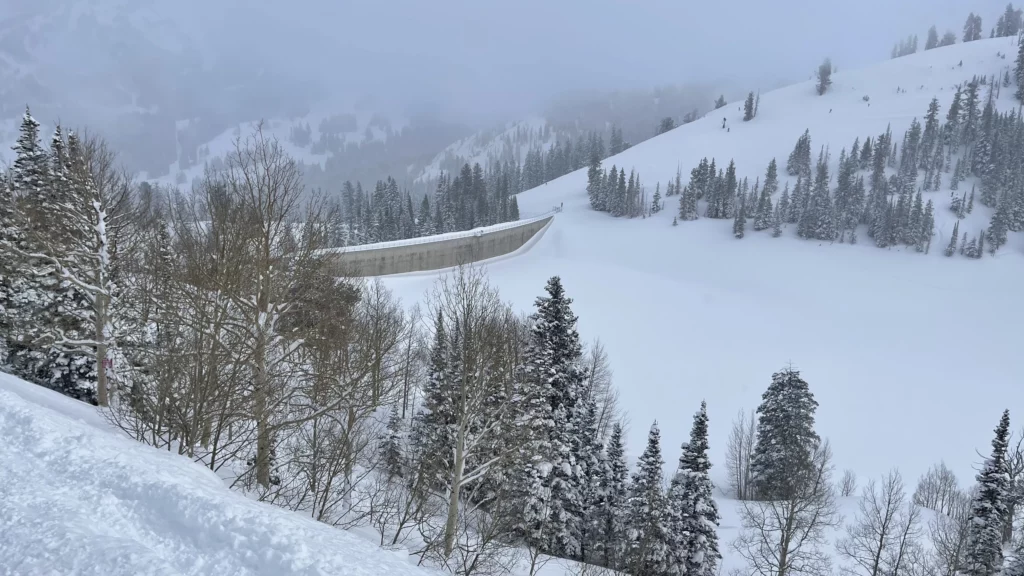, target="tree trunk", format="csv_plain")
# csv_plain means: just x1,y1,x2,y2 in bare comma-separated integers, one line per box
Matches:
443,426,466,558
95,292,109,406
254,323,271,488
